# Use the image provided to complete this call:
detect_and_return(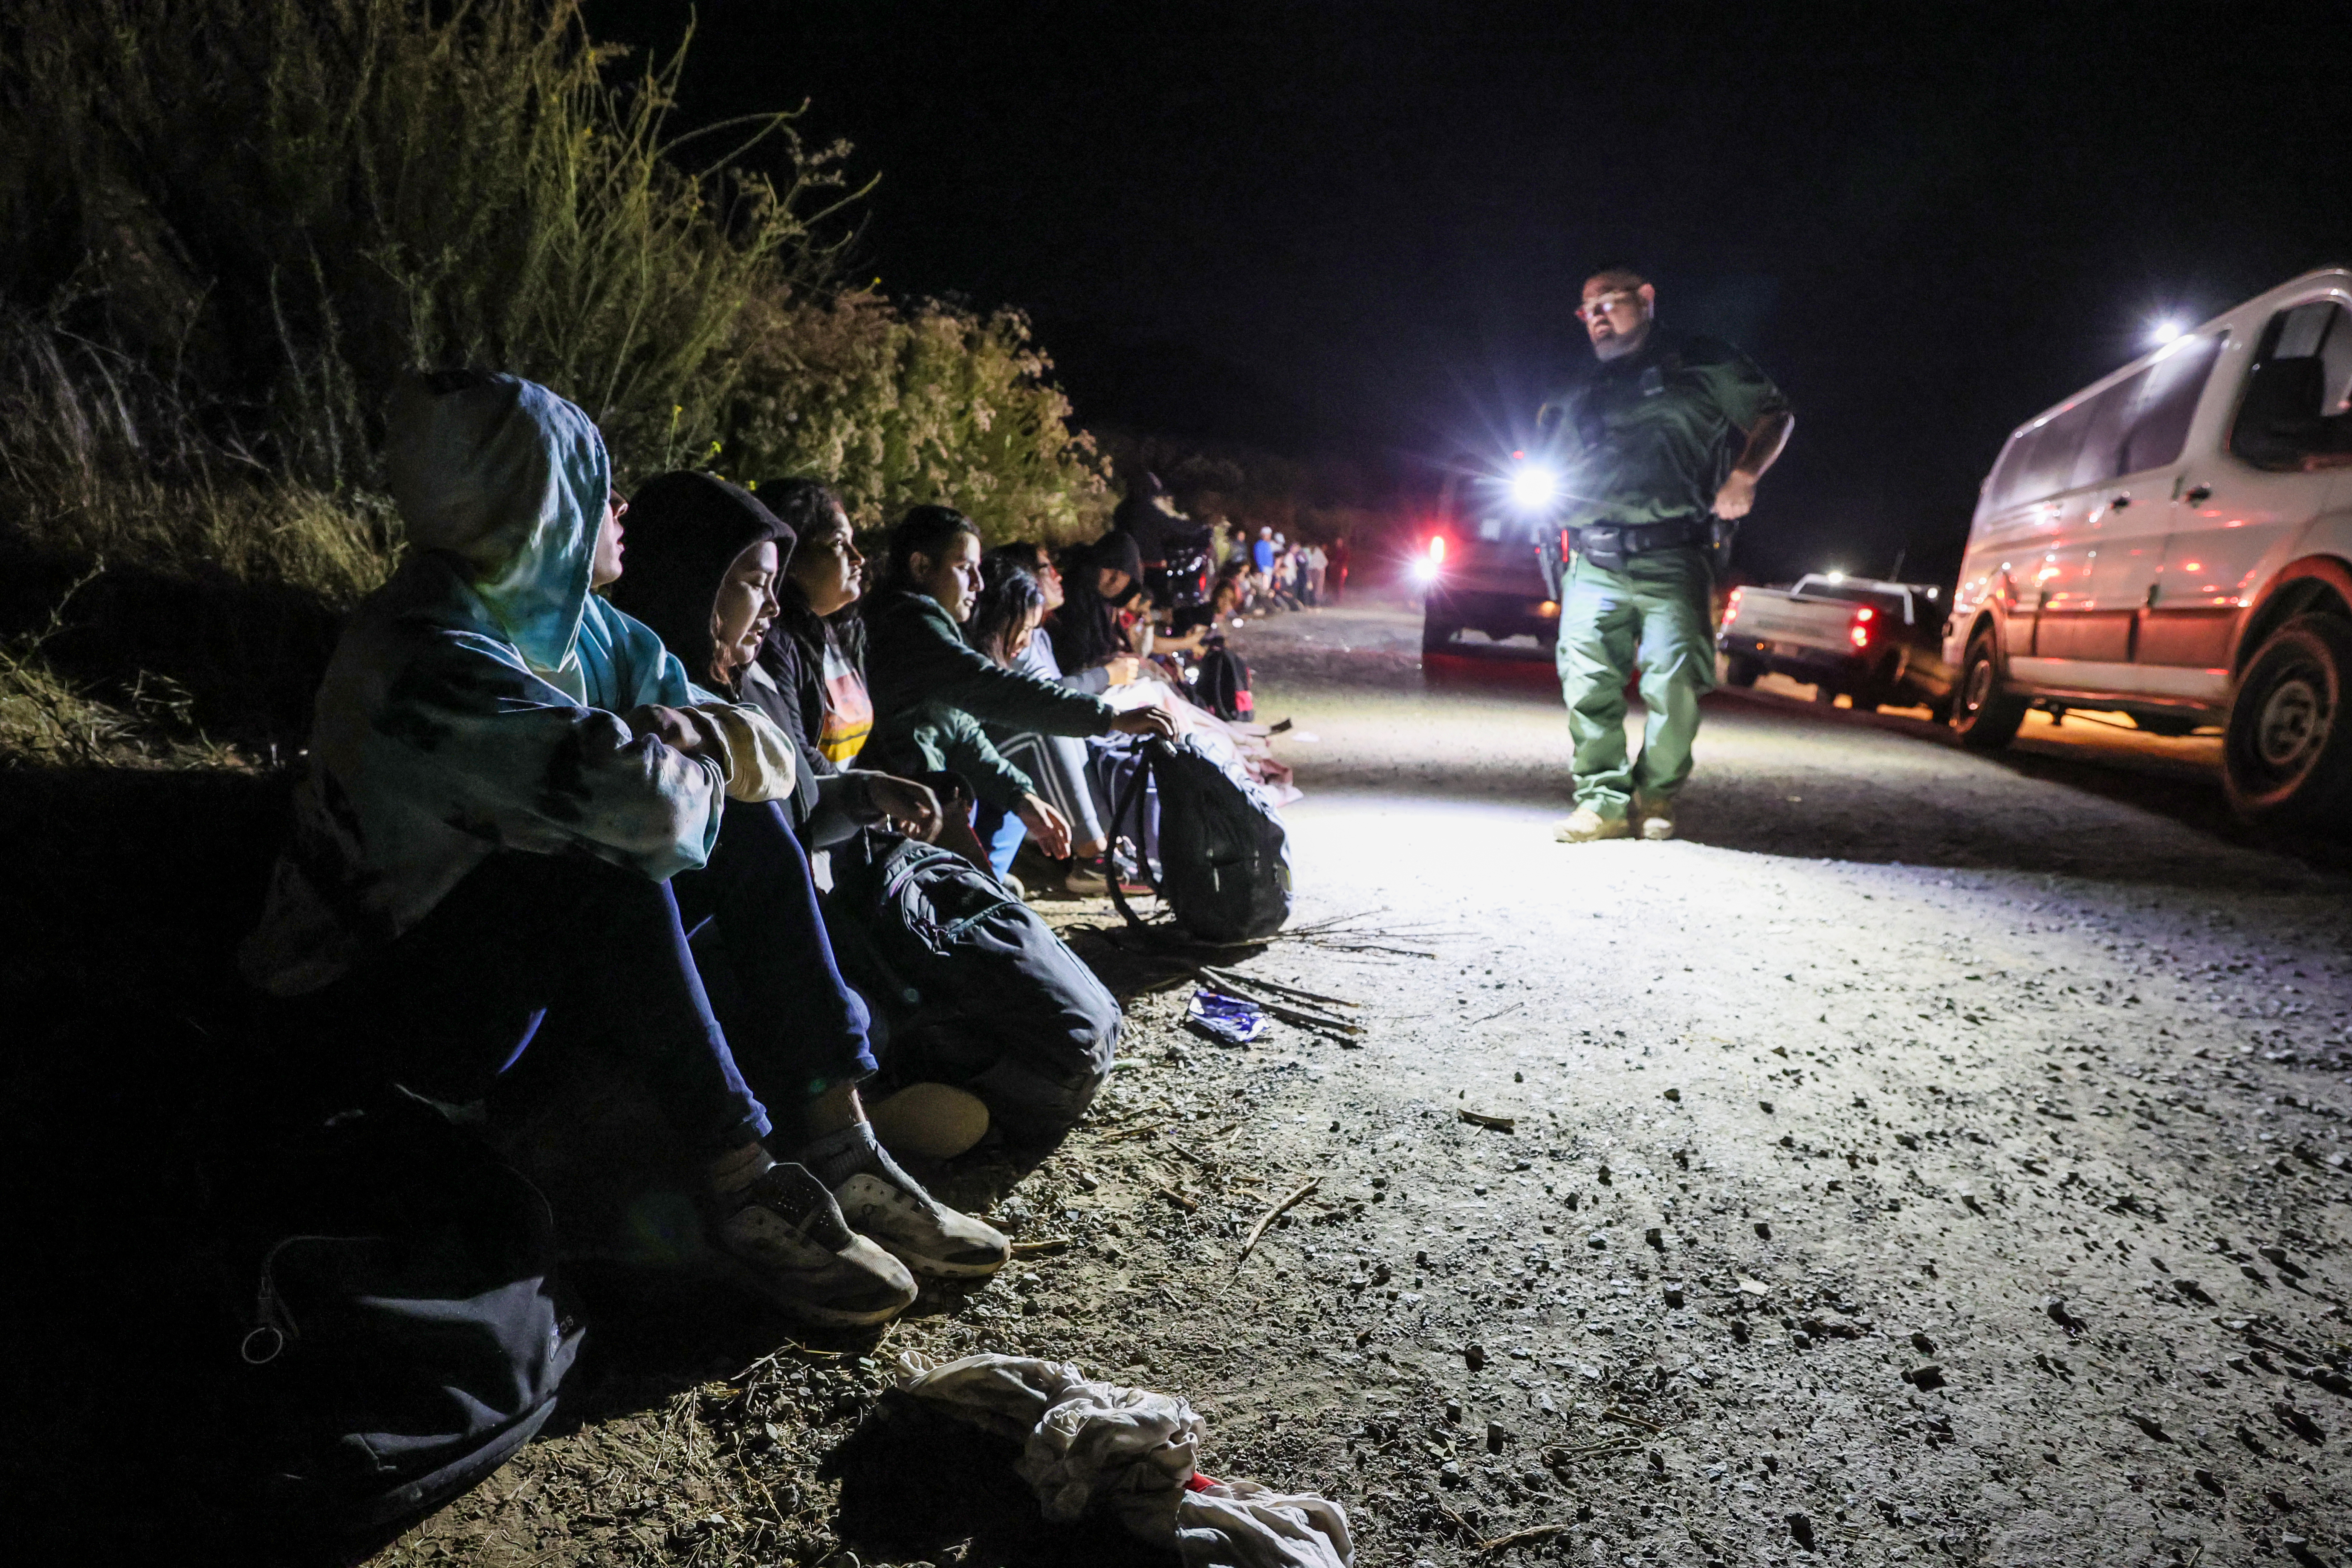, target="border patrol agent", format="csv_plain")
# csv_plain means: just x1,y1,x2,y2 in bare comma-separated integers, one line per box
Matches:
1543,268,1793,843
